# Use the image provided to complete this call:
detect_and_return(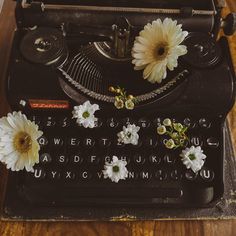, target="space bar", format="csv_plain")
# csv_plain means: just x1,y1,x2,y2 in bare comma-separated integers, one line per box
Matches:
65,187,183,198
